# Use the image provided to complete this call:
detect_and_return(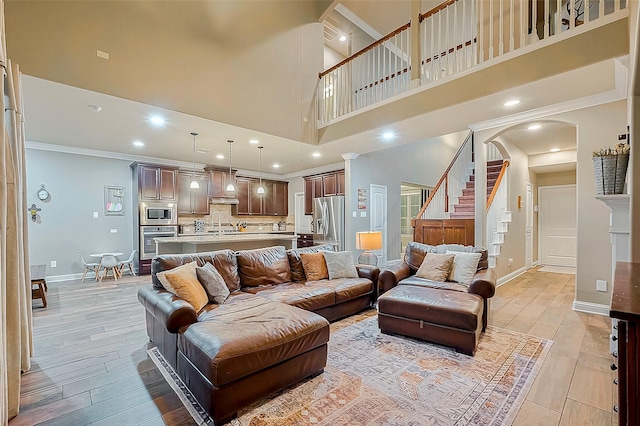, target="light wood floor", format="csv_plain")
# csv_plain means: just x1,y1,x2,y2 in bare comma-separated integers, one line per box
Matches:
9,267,615,425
